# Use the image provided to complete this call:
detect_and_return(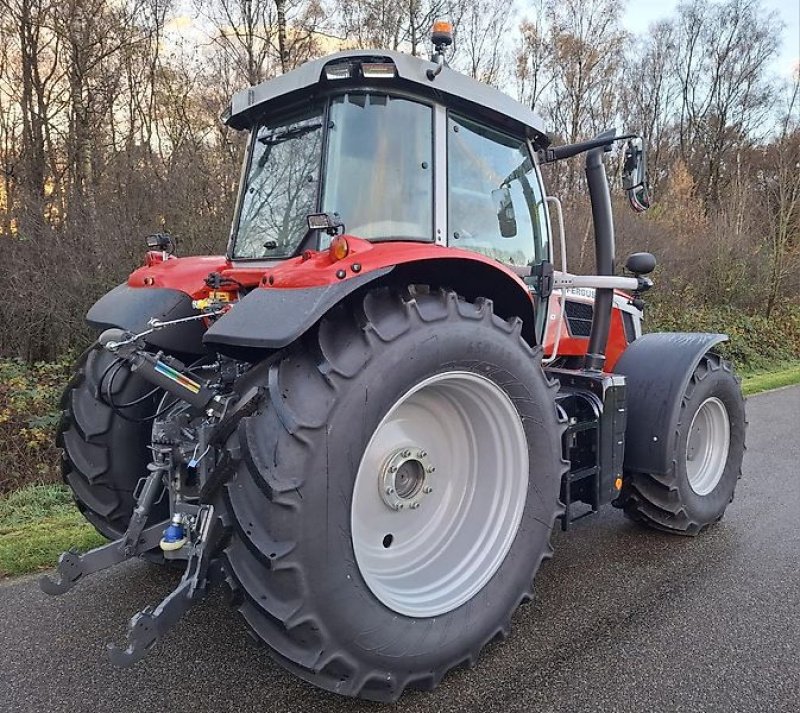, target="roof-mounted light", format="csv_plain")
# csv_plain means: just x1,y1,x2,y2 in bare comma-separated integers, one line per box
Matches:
427,20,454,80
361,62,396,79
431,20,454,48
324,63,352,80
